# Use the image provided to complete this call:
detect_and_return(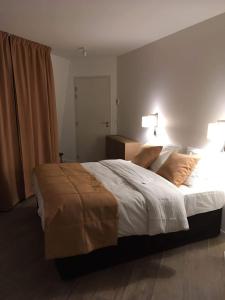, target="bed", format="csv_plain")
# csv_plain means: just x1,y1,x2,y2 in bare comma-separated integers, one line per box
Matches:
34,155,225,279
